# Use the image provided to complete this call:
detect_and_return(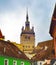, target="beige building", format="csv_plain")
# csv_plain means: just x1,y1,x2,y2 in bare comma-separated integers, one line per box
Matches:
20,11,35,53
